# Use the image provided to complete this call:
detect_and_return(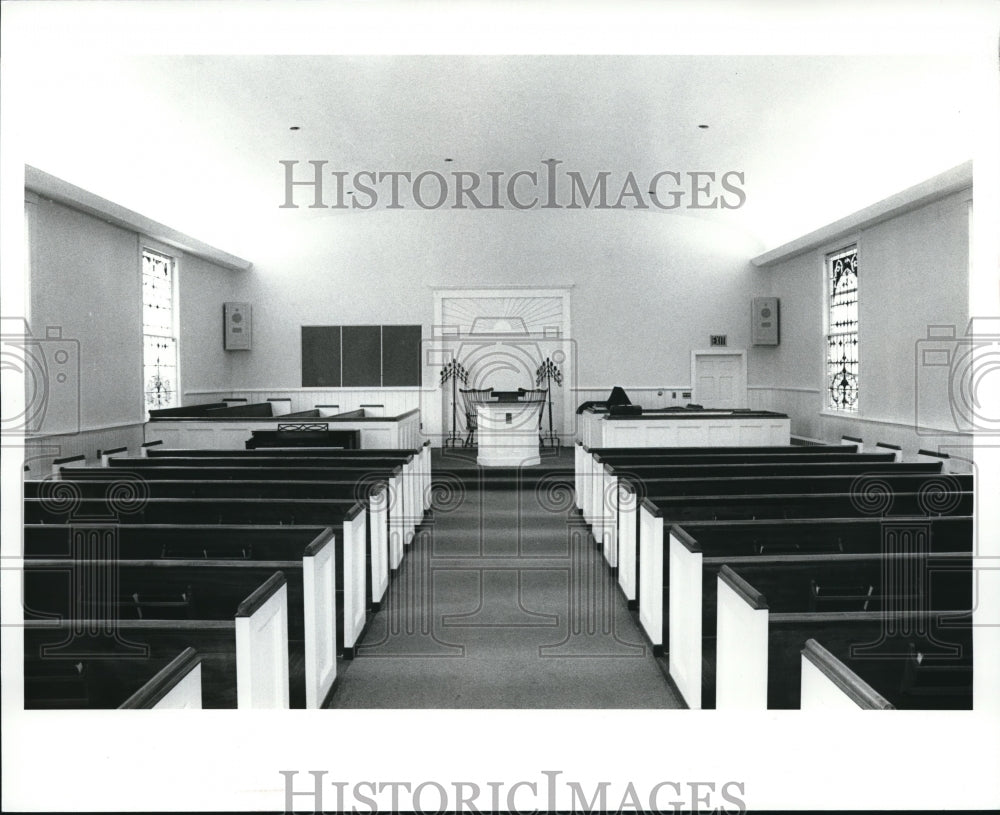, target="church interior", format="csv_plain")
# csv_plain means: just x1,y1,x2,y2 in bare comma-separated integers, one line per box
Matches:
3,9,999,810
